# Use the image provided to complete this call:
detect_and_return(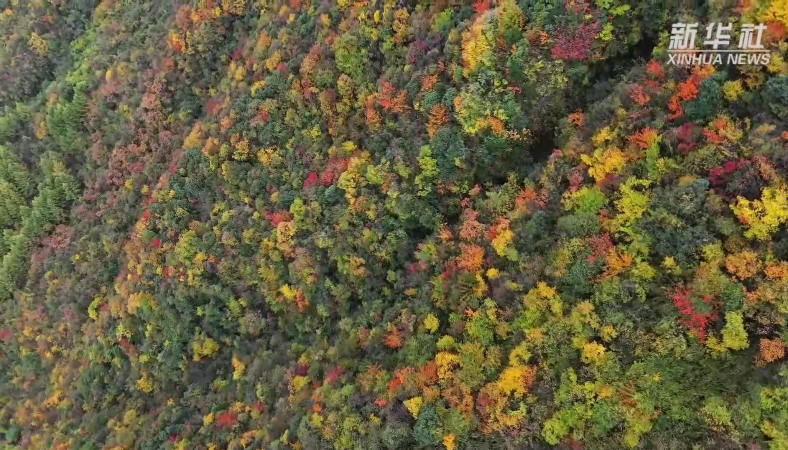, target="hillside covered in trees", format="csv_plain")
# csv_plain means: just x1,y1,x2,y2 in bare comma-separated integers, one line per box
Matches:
2,0,788,449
